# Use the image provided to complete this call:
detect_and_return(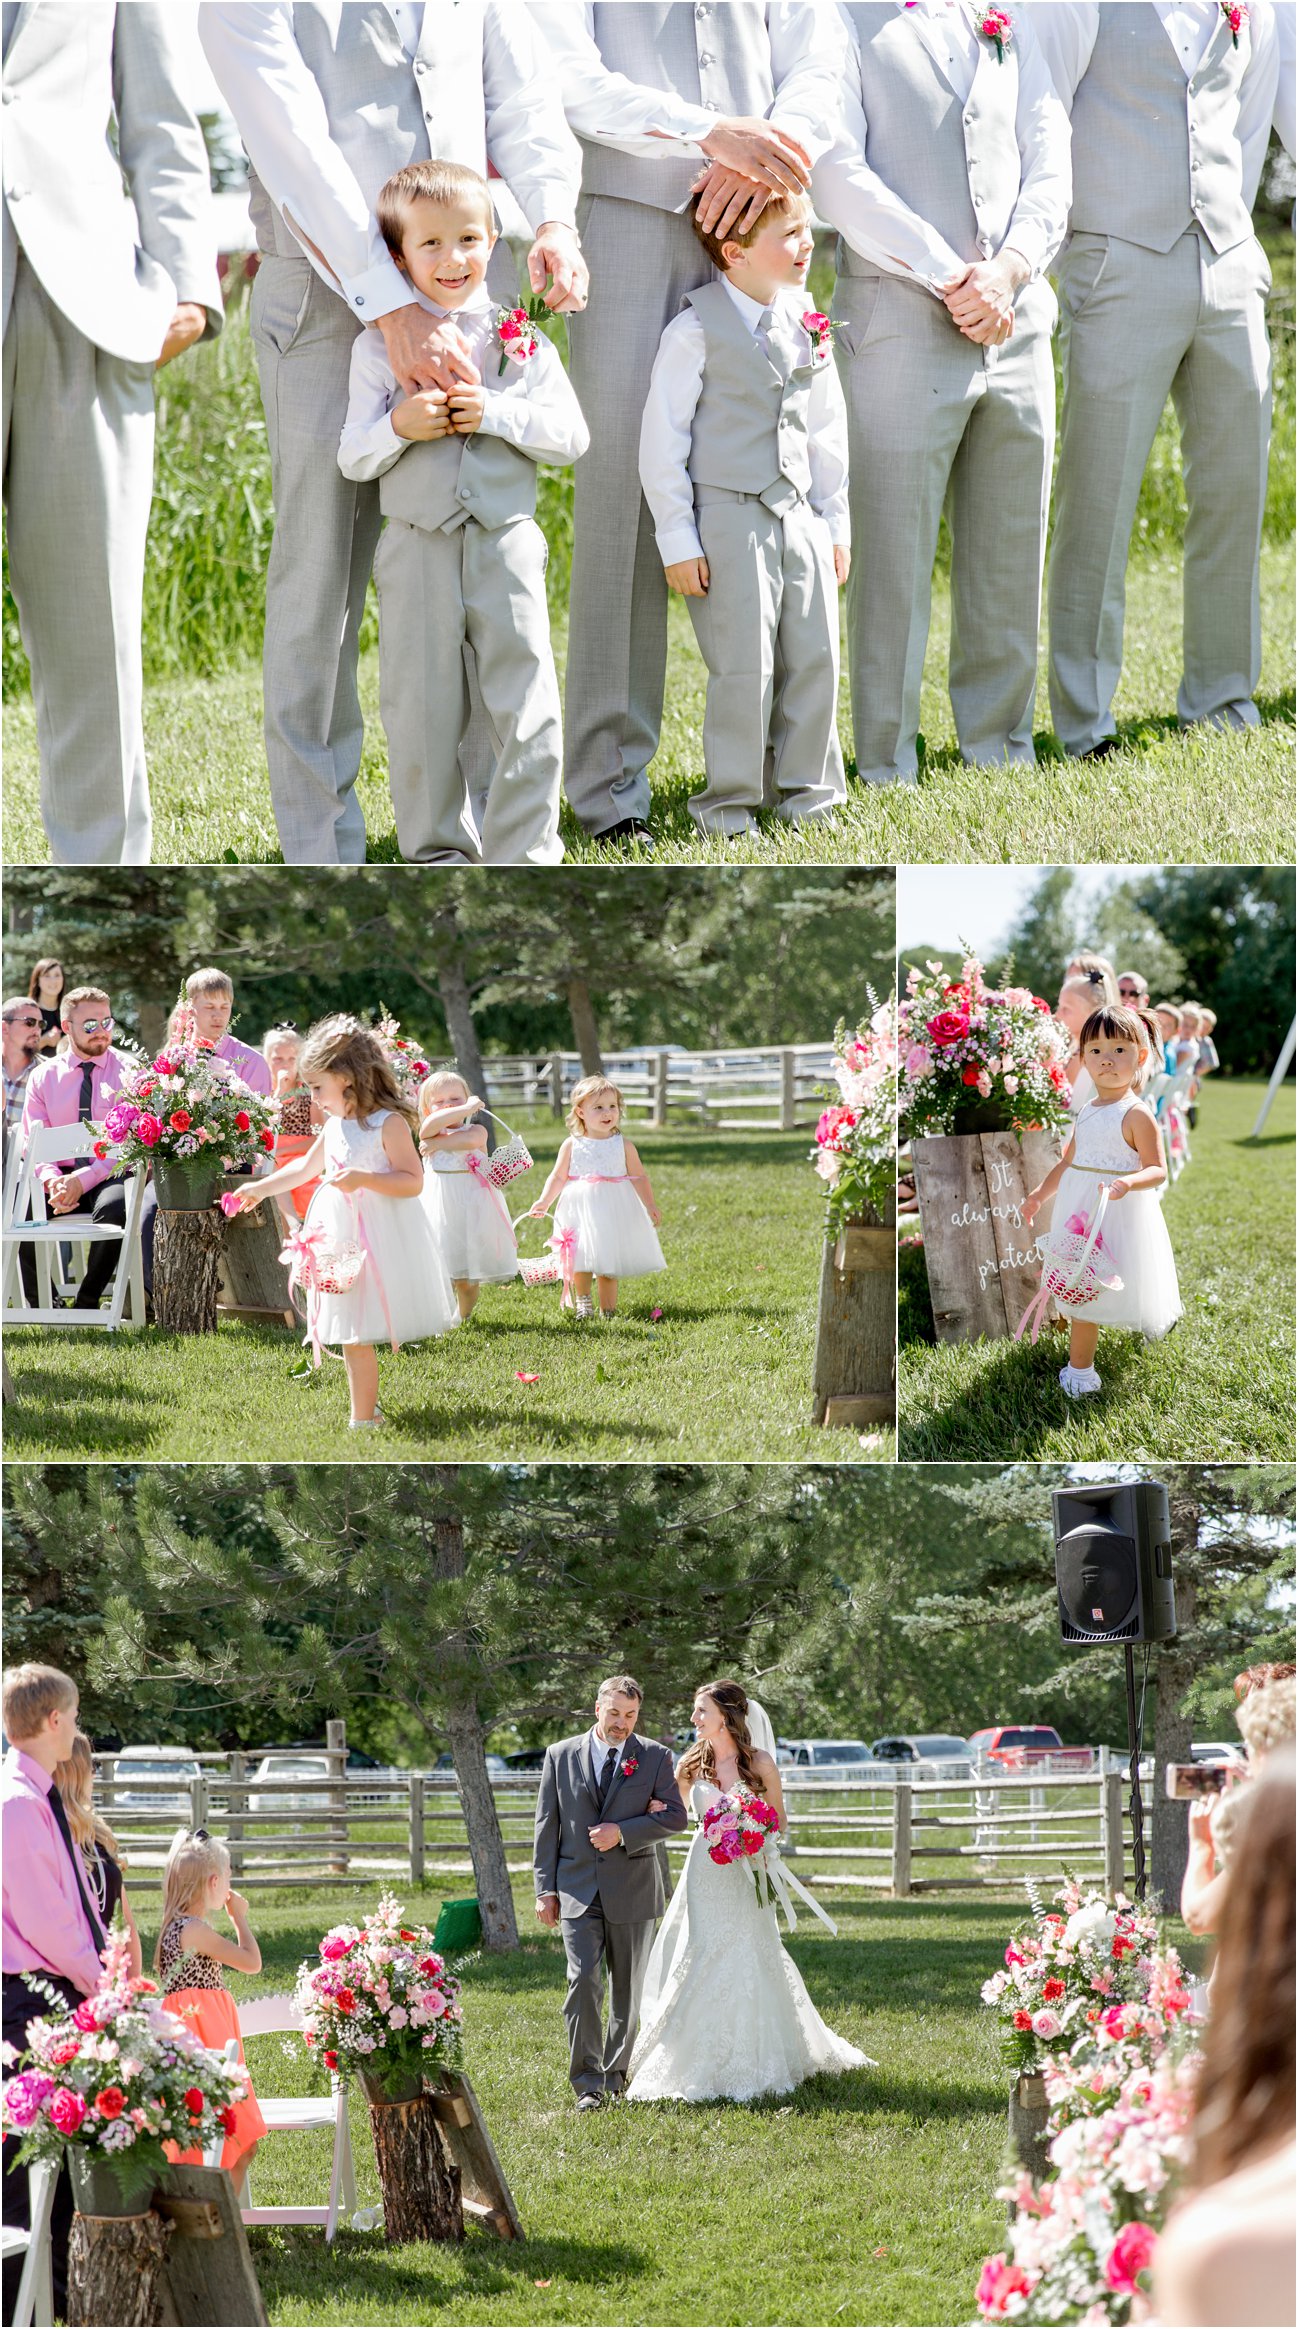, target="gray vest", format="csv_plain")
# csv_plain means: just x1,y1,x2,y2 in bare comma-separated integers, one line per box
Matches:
834,4,1026,281
684,282,813,505
379,335,538,534
579,2,775,210
1069,5,1254,255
